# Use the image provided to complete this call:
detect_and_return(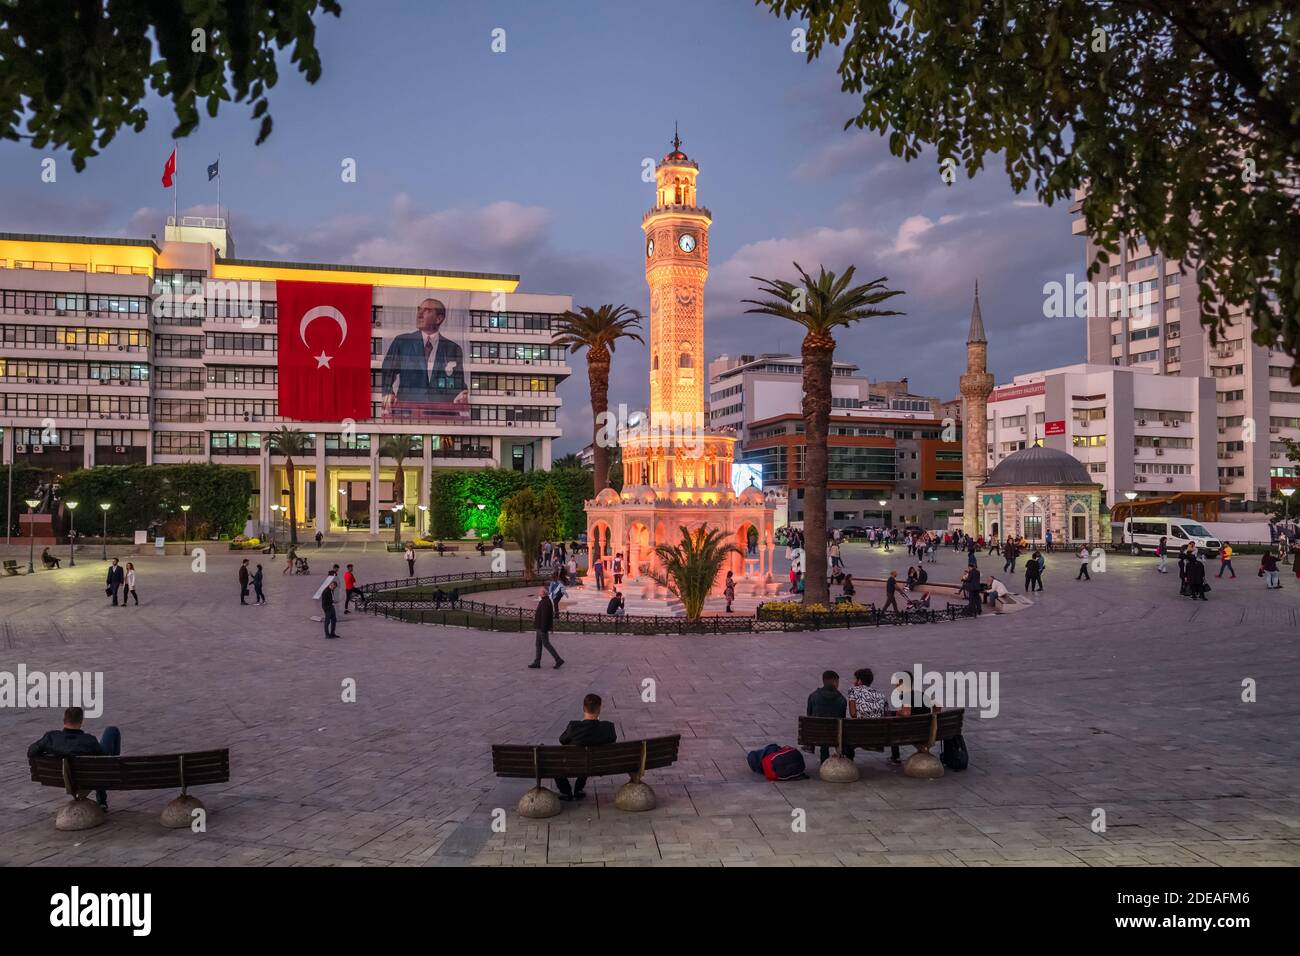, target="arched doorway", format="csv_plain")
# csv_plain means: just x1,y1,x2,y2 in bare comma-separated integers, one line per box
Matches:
1069,502,1089,542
